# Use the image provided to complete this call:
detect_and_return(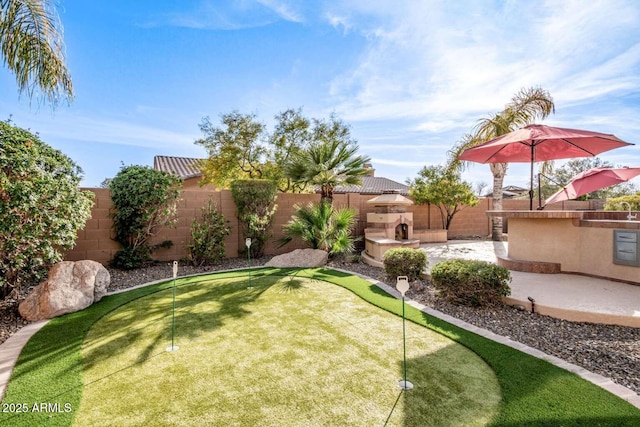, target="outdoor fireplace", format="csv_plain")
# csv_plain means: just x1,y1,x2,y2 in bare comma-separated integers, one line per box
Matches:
395,223,408,240
362,190,421,267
